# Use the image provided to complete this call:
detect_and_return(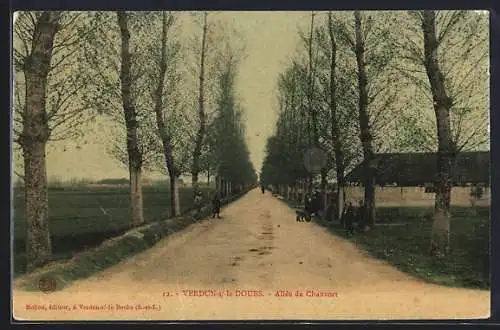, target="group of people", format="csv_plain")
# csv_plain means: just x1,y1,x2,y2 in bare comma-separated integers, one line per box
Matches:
304,191,323,218
194,191,222,219
301,190,365,238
